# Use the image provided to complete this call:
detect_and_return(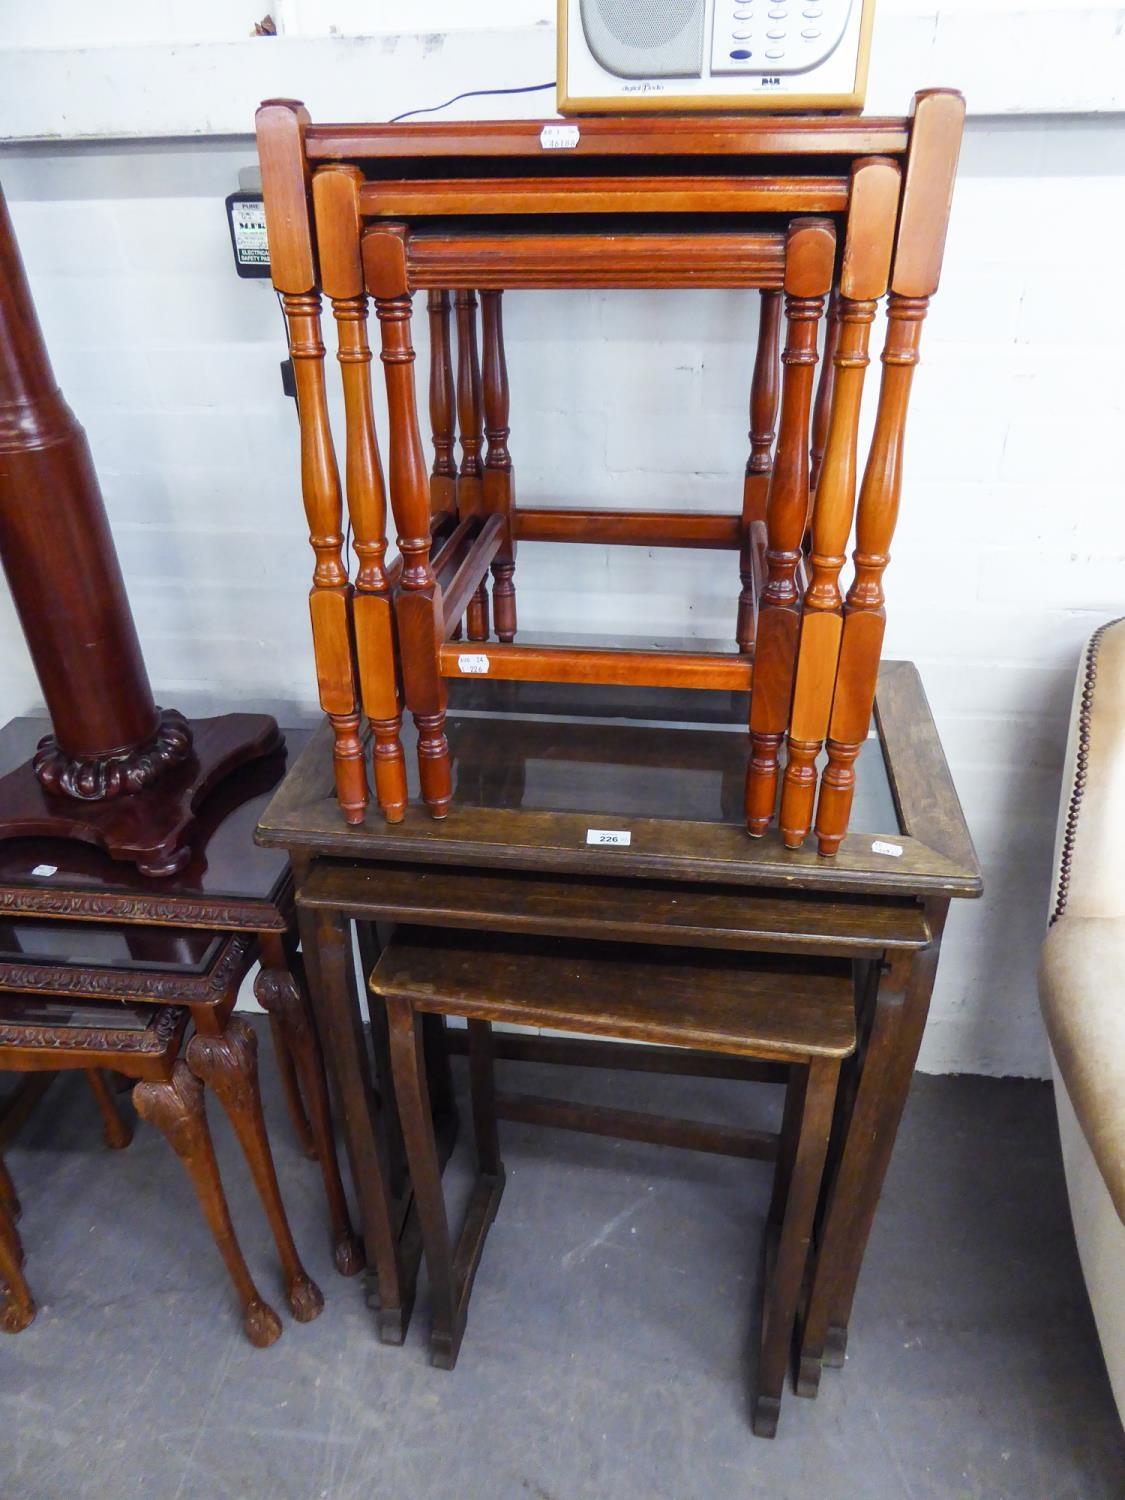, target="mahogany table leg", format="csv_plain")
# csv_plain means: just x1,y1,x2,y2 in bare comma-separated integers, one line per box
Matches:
754,1055,838,1439
187,1018,324,1324
0,1153,18,1219
796,900,948,1393
0,1187,24,1265
134,1060,282,1348
84,1068,133,1150
0,1195,35,1333
266,1012,318,1160
301,903,415,1341
255,933,363,1276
